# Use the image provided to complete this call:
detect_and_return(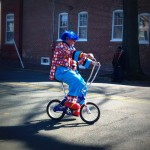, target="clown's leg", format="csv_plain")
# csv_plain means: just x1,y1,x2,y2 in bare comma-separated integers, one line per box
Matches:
64,96,81,116
55,67,88,97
